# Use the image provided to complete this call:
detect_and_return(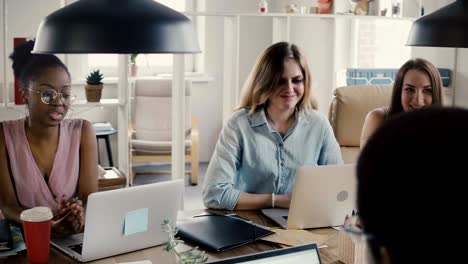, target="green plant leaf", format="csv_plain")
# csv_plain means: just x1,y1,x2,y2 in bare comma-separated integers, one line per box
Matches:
86,69,104,85
162,219,208,264
130,53,138,64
